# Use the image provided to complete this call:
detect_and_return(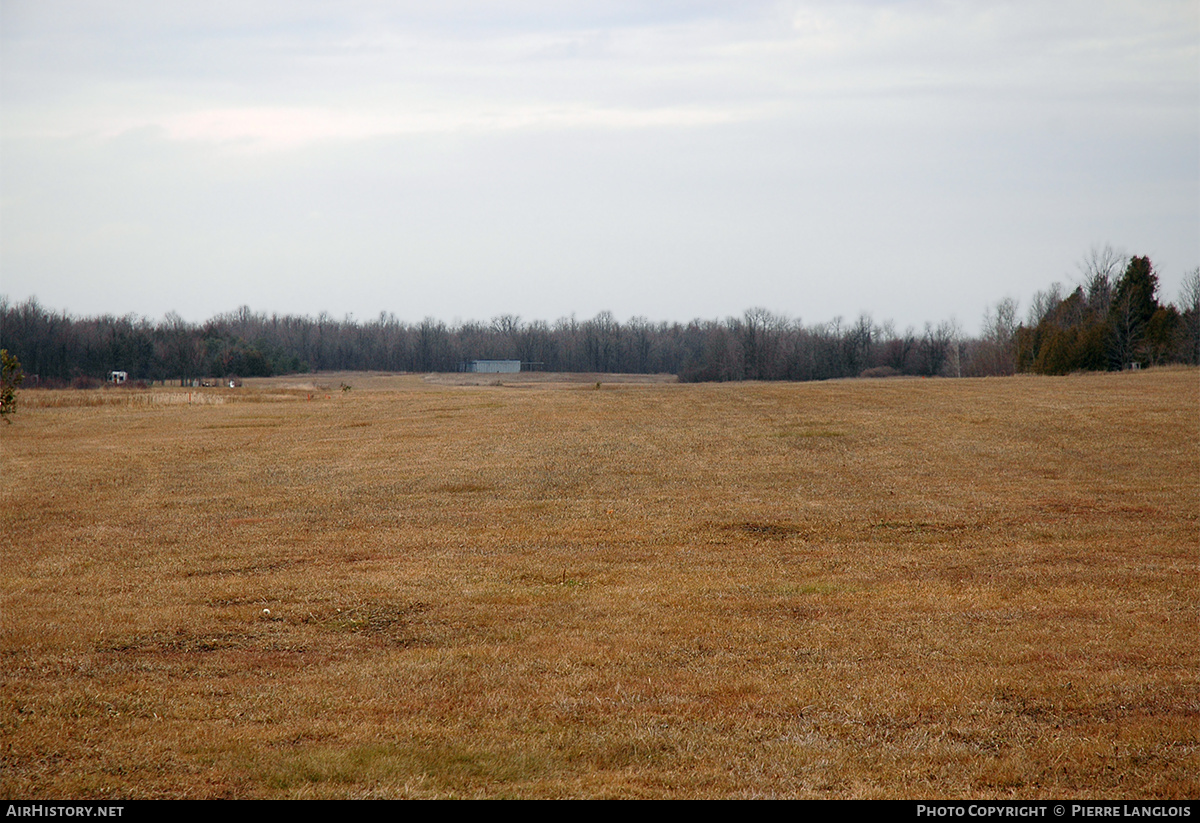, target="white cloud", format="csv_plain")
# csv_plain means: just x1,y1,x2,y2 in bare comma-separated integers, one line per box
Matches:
110,102,758,150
